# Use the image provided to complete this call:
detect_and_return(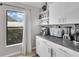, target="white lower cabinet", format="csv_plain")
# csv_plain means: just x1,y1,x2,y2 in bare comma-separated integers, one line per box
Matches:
36,36,43,56
43,39,57,57
40,41,51,57
36,36,79,57
36,36,51,57
49,42,70,57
